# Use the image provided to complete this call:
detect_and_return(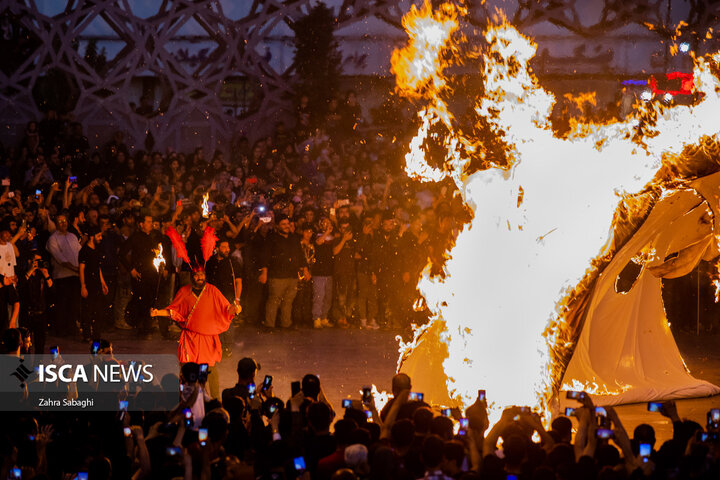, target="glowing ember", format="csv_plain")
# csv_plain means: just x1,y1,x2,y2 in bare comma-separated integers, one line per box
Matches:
392,0,720,423
153,244,165,272
201,192,210,217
